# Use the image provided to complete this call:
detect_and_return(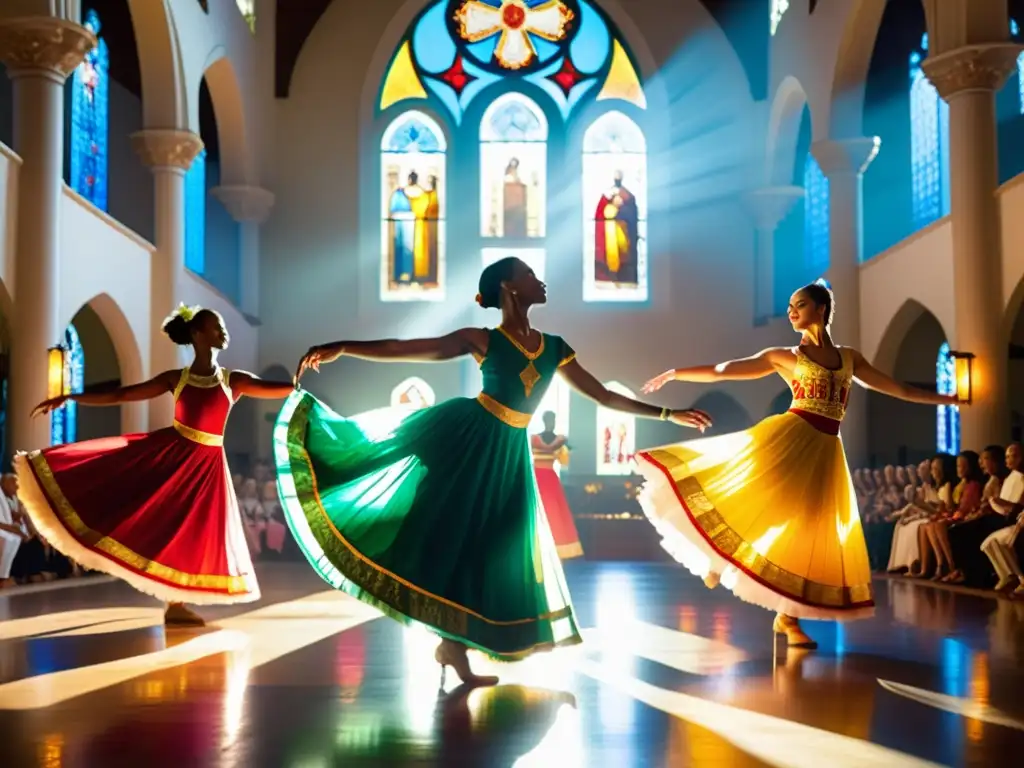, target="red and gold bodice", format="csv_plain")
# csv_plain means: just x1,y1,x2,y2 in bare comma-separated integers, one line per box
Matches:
531,434,569,470
172,367,234,446
788,348,852,434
